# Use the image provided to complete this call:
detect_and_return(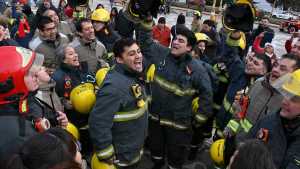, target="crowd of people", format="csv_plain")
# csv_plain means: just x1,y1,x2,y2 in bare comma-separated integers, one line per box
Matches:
0,0,300,169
